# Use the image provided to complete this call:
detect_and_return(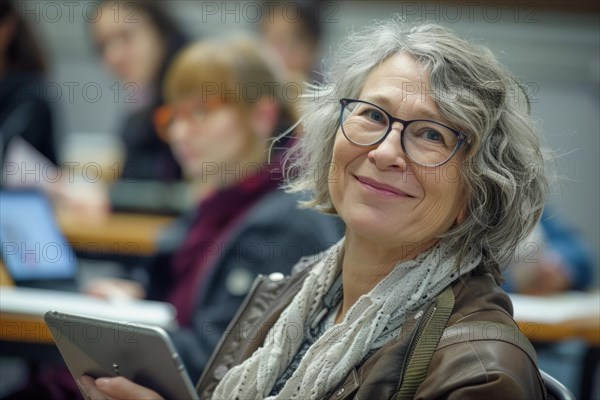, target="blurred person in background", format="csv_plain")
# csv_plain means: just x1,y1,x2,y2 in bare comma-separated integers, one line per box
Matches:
0,0,108,220
503,208,595,398
0,0,57,164
85,37,342,381
90,0,186,181
504,209,594,295
260,0,324,84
